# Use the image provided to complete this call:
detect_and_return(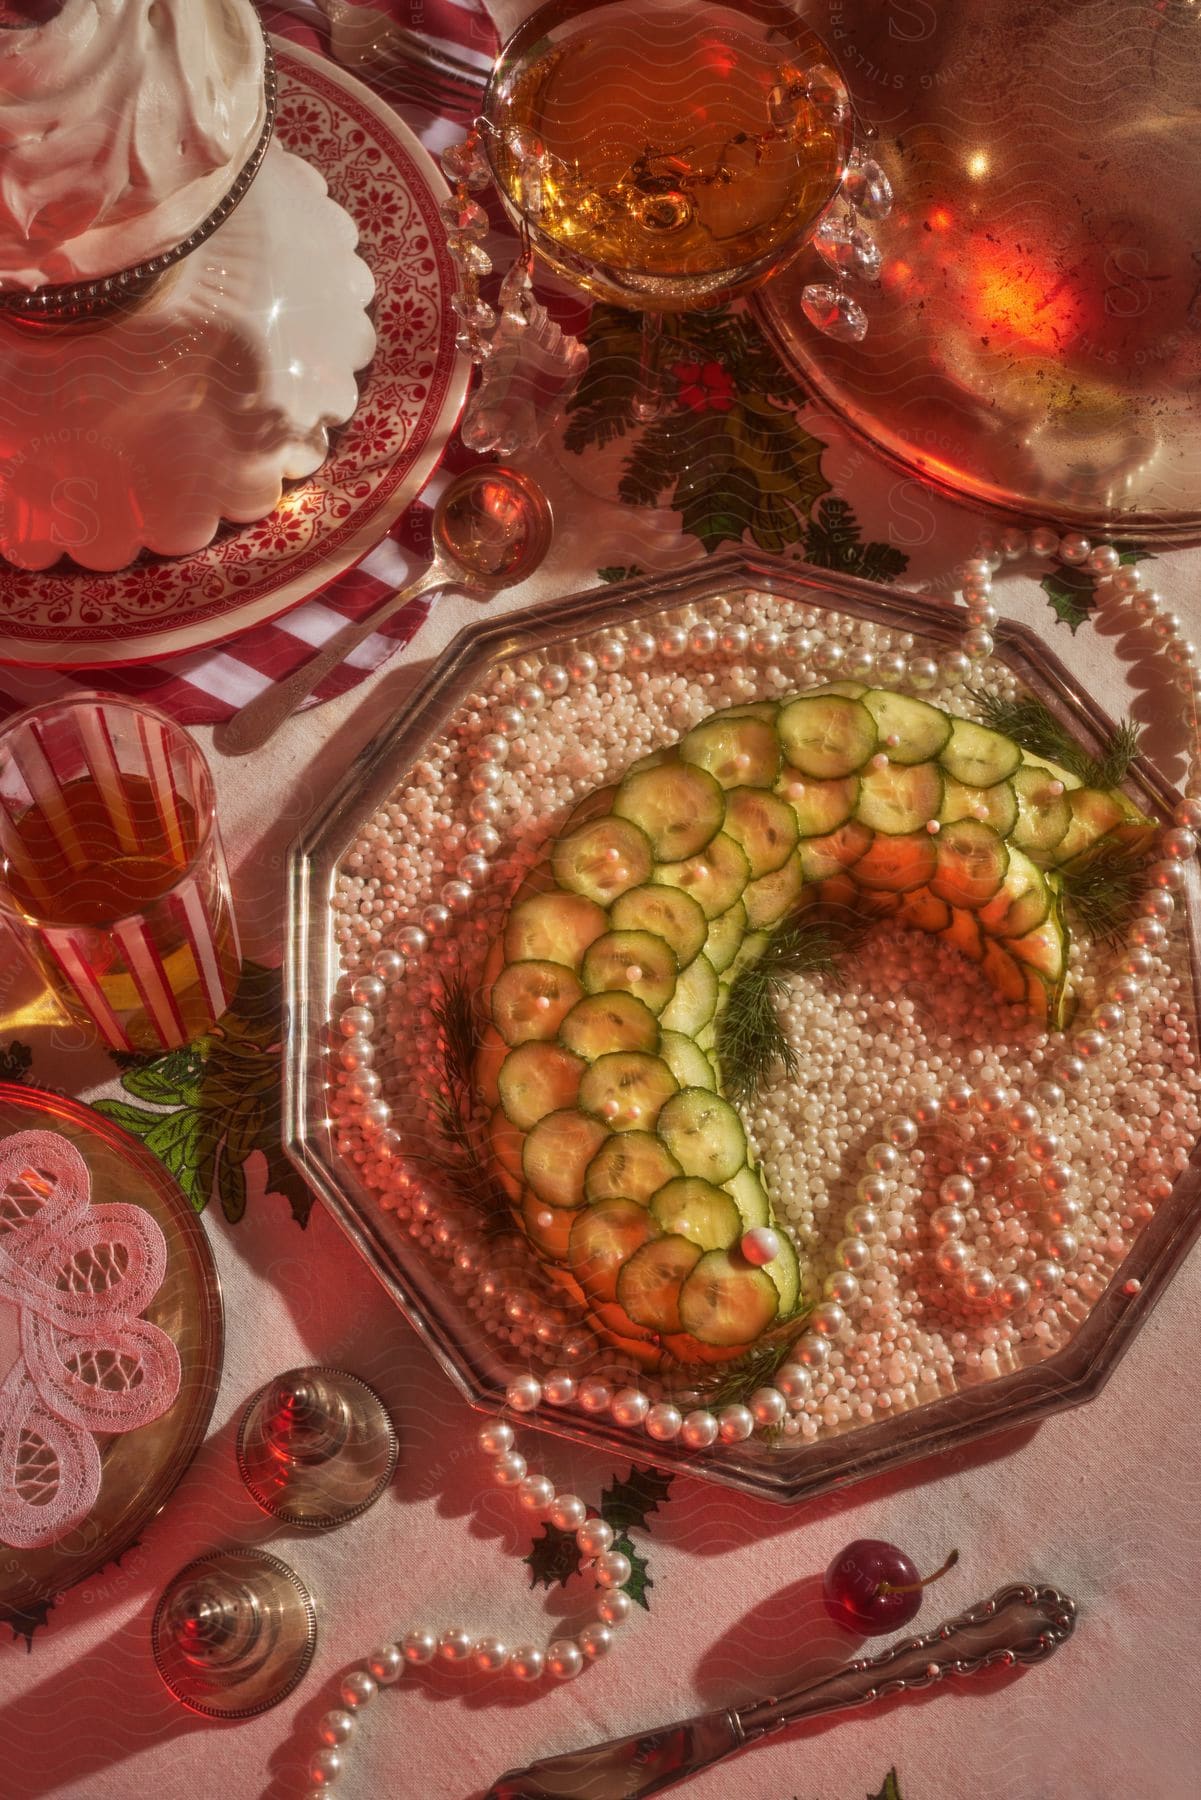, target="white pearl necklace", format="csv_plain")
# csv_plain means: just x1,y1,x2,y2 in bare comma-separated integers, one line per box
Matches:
297,1419,635,1795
